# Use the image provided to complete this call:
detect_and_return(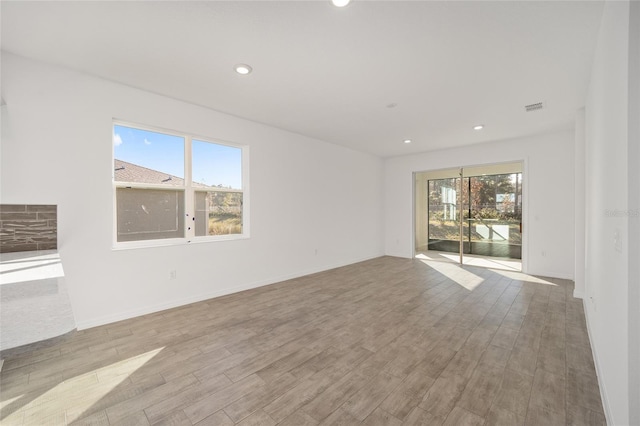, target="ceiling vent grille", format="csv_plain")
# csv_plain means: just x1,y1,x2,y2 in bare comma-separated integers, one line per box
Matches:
525,102,544,112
